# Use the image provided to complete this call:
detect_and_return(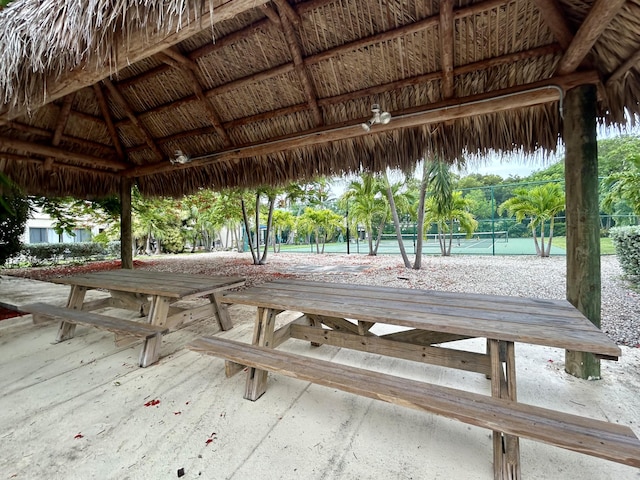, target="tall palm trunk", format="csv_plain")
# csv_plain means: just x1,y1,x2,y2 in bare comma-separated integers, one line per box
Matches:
366,225,375,255
545,217,556,256
241,199,259,264
384,171,411,268
413,161,429,270
531,226,541,256
259,196,275,264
